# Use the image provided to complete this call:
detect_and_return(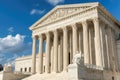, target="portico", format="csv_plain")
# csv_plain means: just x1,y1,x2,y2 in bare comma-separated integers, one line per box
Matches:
31,18,118,74
26,2,120,80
